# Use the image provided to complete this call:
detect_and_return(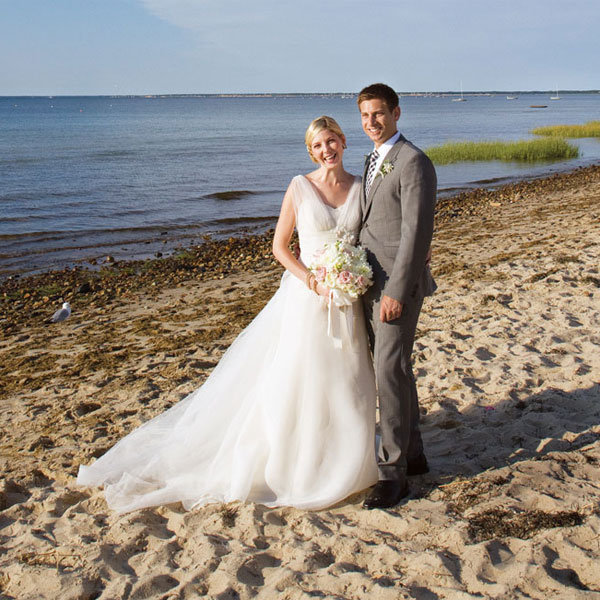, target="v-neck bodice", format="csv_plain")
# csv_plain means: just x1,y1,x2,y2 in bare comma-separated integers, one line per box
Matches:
301,175,359,211
291,174,362,265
